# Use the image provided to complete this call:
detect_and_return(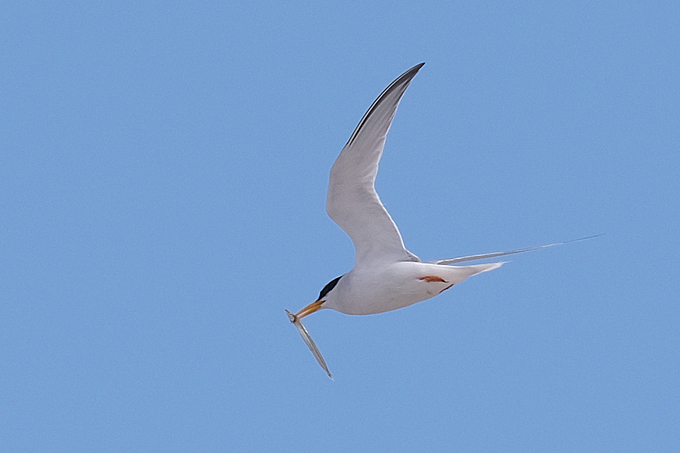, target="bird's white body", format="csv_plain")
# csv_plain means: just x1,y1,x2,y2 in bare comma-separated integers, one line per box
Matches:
324,261,502,315
286,63,589,377
315,63,504,319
